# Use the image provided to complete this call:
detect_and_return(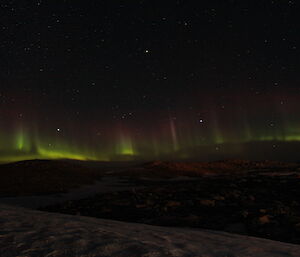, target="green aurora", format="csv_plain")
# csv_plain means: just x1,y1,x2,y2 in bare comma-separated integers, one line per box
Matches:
1,121,300,163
